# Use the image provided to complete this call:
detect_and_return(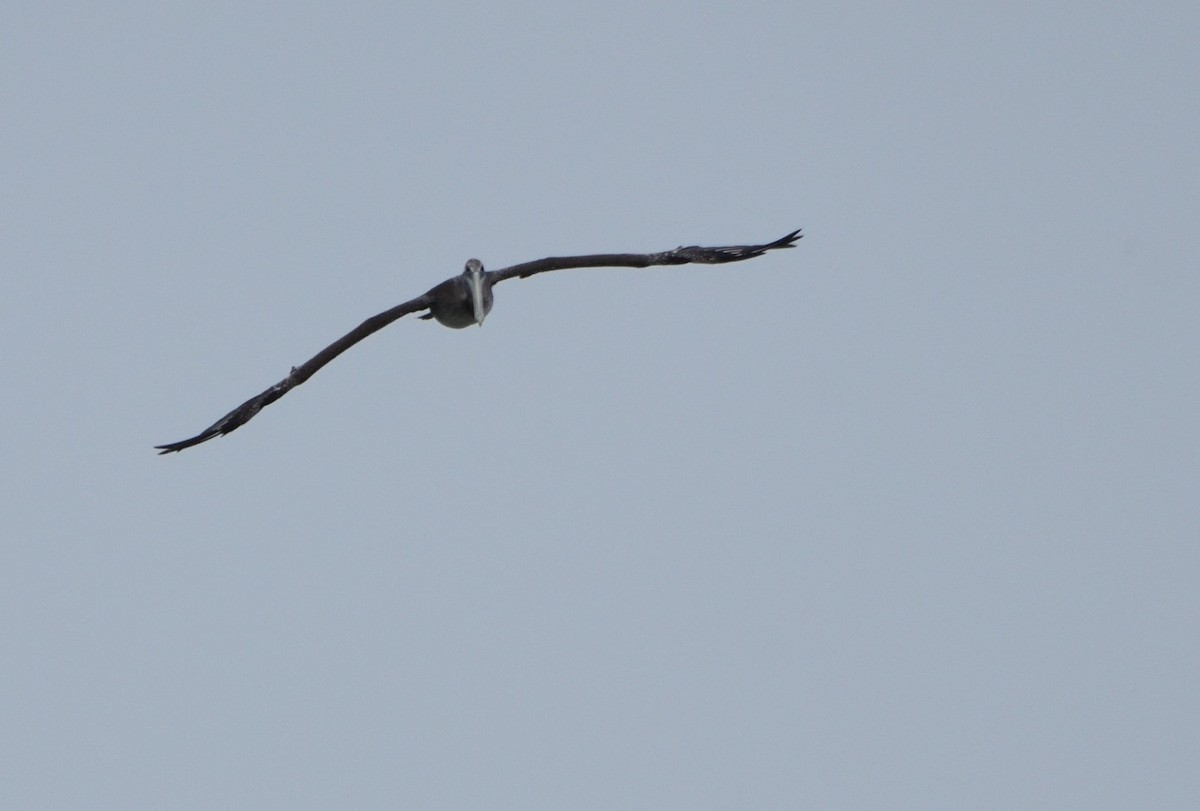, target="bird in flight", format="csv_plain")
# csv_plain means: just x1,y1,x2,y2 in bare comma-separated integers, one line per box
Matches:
156,227,802,453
